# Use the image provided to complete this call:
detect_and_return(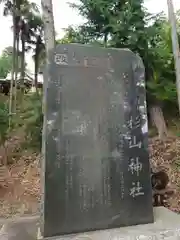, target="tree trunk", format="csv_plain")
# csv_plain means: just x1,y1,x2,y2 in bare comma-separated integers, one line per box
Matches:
104,33,108,47
34,56,39,93
20,35,25,94
13,36,19,113
41,1,55,48
150,105,168,140
34,39,40,94
9,8,16,129
167,0,180,114
39,0,55,236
